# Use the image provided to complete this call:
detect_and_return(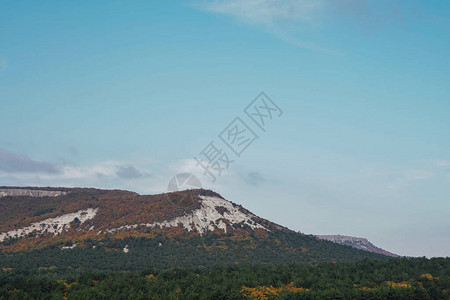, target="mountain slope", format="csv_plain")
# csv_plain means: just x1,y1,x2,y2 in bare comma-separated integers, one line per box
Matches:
0,187,390,270
316,235,399,257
